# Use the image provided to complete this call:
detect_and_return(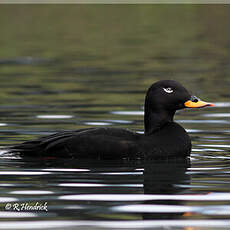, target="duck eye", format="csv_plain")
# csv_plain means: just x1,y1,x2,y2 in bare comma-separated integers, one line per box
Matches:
163,87,173,94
